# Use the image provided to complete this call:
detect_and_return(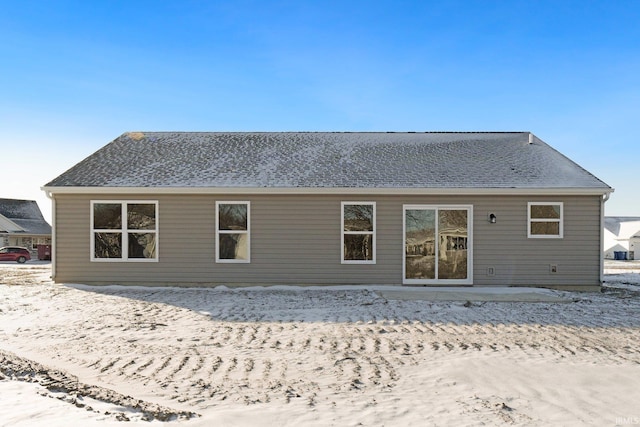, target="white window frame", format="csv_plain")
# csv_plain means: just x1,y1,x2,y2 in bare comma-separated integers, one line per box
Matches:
216,201,250,263
341,201,376,264
90,200,159,262
402,204,473,285
528,202,563,239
